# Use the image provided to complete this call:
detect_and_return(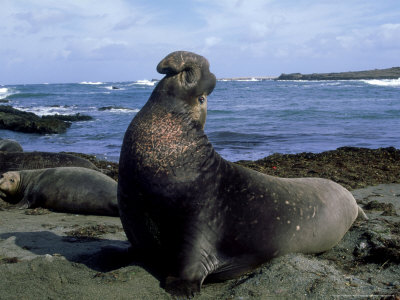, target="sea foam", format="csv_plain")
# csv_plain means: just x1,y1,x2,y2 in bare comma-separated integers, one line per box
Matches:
0,87,20,99
105,86,125,91
0,88,8,99
80,81,104,85
14,105,77,116
132,80,156,86
219,78,261,82
362,78,400,87
98,106,139,113
237,78,261,82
